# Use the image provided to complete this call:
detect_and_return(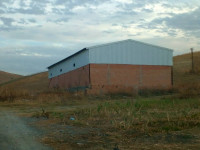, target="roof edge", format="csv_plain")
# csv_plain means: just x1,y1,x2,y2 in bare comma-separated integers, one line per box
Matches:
87,39,173,52
47,48,88,69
